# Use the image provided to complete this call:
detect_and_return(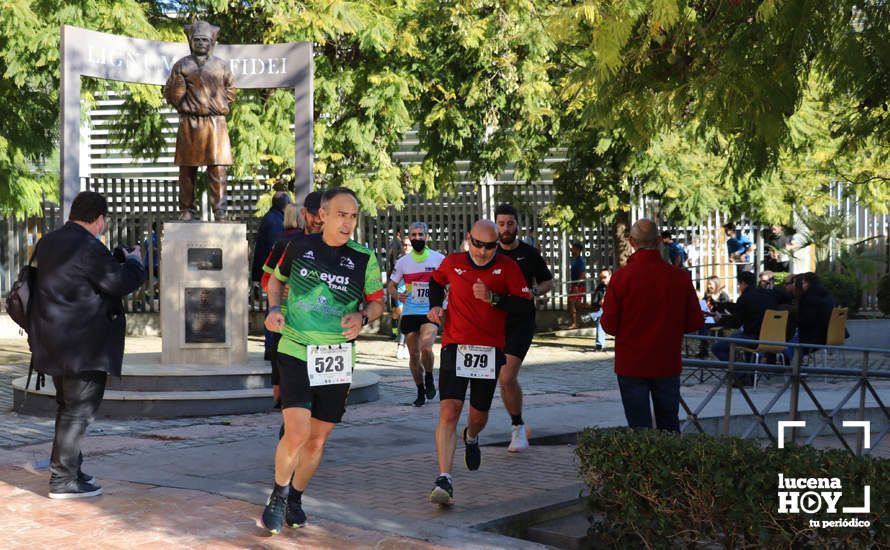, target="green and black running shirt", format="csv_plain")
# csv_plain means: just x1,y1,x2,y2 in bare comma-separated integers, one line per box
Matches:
273,233,384,360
